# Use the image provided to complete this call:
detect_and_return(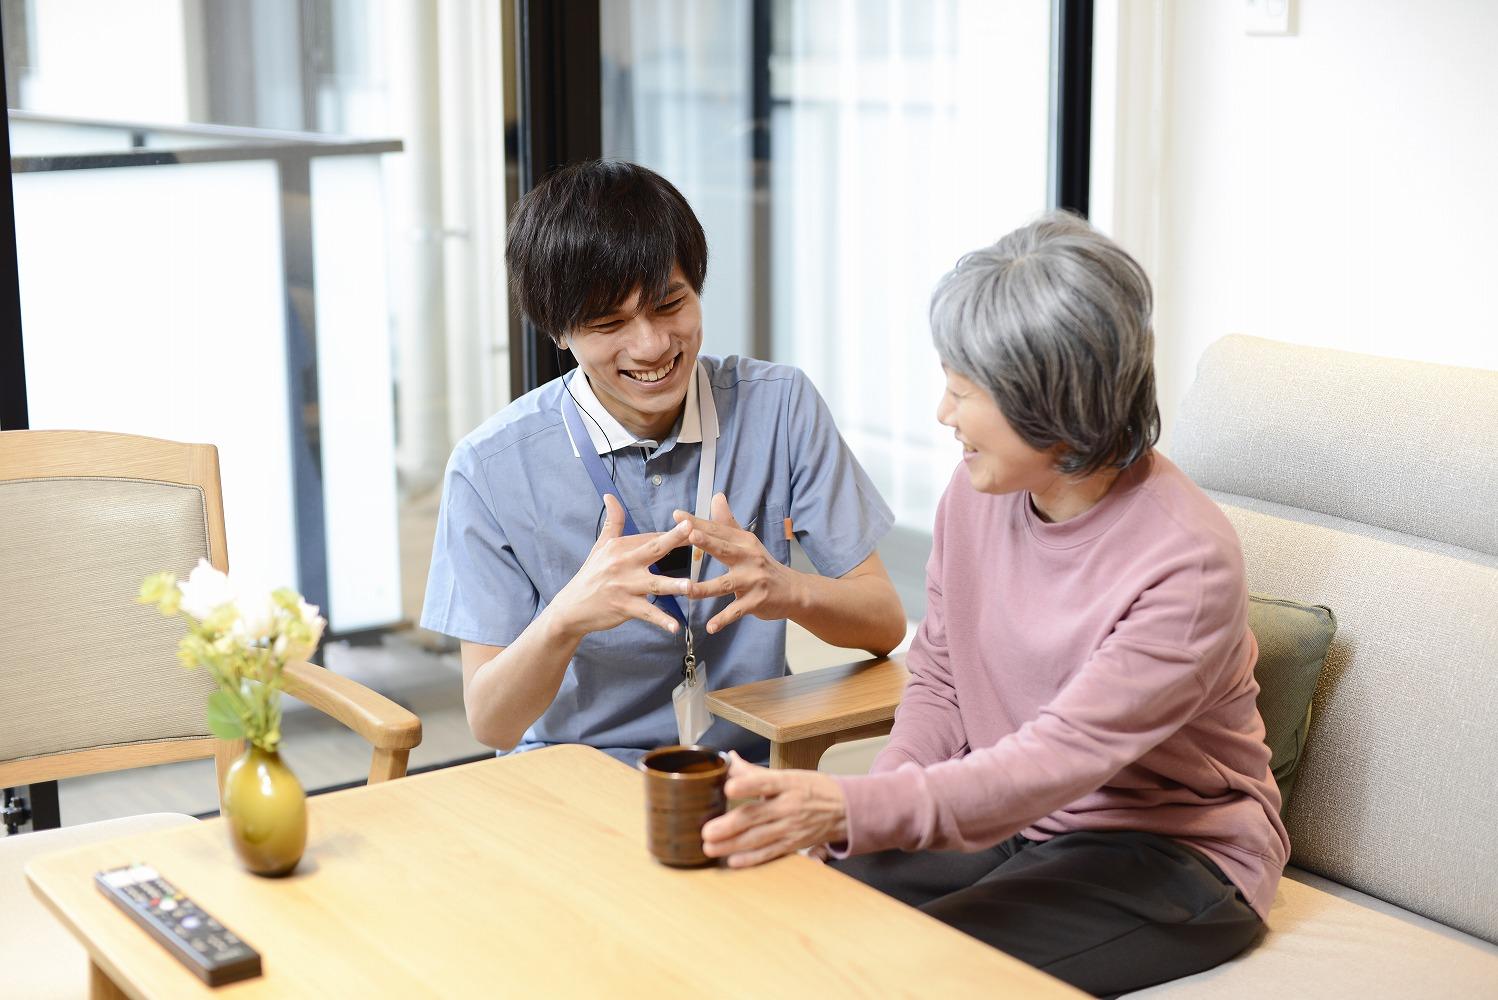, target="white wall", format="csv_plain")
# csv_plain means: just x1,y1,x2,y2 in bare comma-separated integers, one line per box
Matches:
1097,0,1498,450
